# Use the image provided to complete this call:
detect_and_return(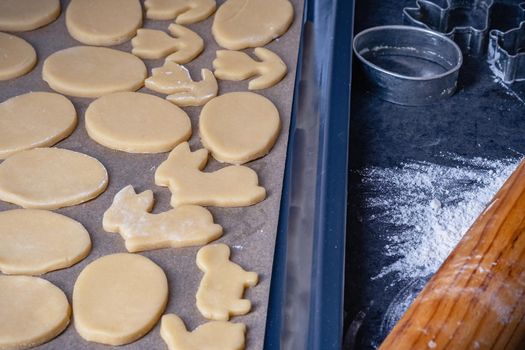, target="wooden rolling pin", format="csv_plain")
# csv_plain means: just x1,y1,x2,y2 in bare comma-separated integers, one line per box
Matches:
379,159,525,350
